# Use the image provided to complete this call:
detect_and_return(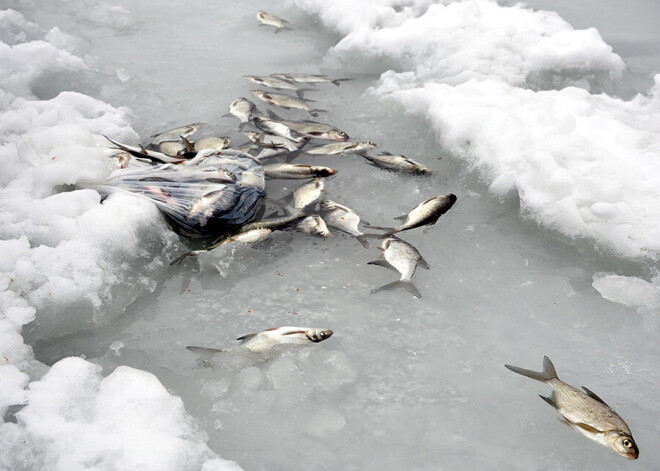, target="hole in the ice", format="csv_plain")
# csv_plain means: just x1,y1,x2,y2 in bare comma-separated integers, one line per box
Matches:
30,69,99,100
